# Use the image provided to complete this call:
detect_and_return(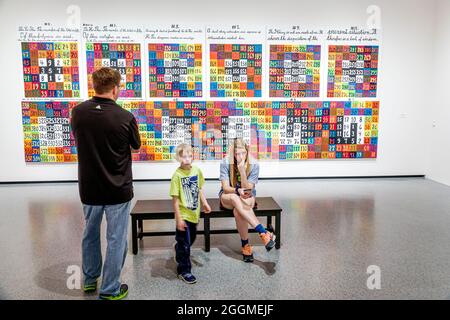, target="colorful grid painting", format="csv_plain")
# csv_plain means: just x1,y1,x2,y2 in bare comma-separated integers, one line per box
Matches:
210,44,262,97
21,42,80,98
22,101,78,163
327,45,379,98
148,43,202,97
121,100,378,161
86,43,142,98
22,100,378,162
269,45,321,98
